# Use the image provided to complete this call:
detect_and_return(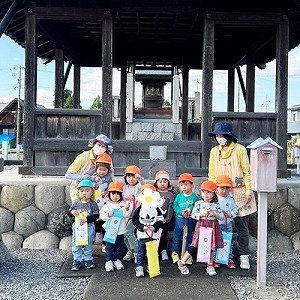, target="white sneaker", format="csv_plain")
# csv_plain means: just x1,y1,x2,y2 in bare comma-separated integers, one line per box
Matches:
134,253,137,264
113,259,124,270
240,255,250,269
135,266,144,277
206,265,217,276
161,249,169,261
123,250,134,261
105,260,114,272
102,244,106,253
